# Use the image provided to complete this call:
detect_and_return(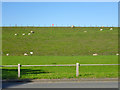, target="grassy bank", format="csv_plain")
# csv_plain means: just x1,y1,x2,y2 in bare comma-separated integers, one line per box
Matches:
2,27,118,56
